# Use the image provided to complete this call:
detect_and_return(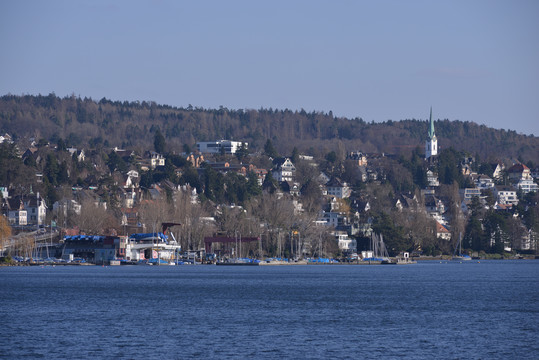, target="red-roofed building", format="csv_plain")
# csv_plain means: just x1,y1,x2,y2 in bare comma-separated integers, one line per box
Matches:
506,163,531,181
436,222,451,241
